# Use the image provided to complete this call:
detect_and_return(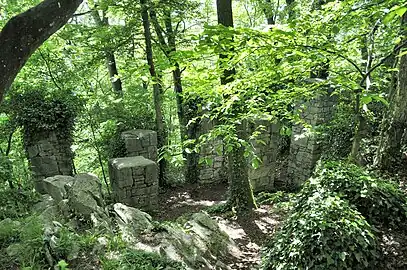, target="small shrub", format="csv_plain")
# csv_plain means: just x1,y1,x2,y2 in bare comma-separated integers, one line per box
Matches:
101,249,185,270
0,218,20,248
314,161,407,227
6,216,47,268
263,190,378,270
0,187,40,219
